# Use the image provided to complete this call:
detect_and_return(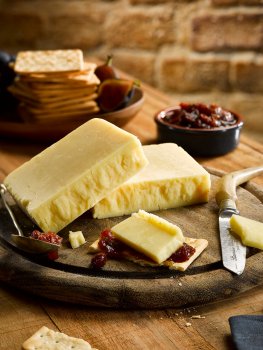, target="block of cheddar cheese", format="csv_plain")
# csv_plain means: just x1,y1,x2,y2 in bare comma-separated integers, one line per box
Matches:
4,118,148,232
92,143,211,219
